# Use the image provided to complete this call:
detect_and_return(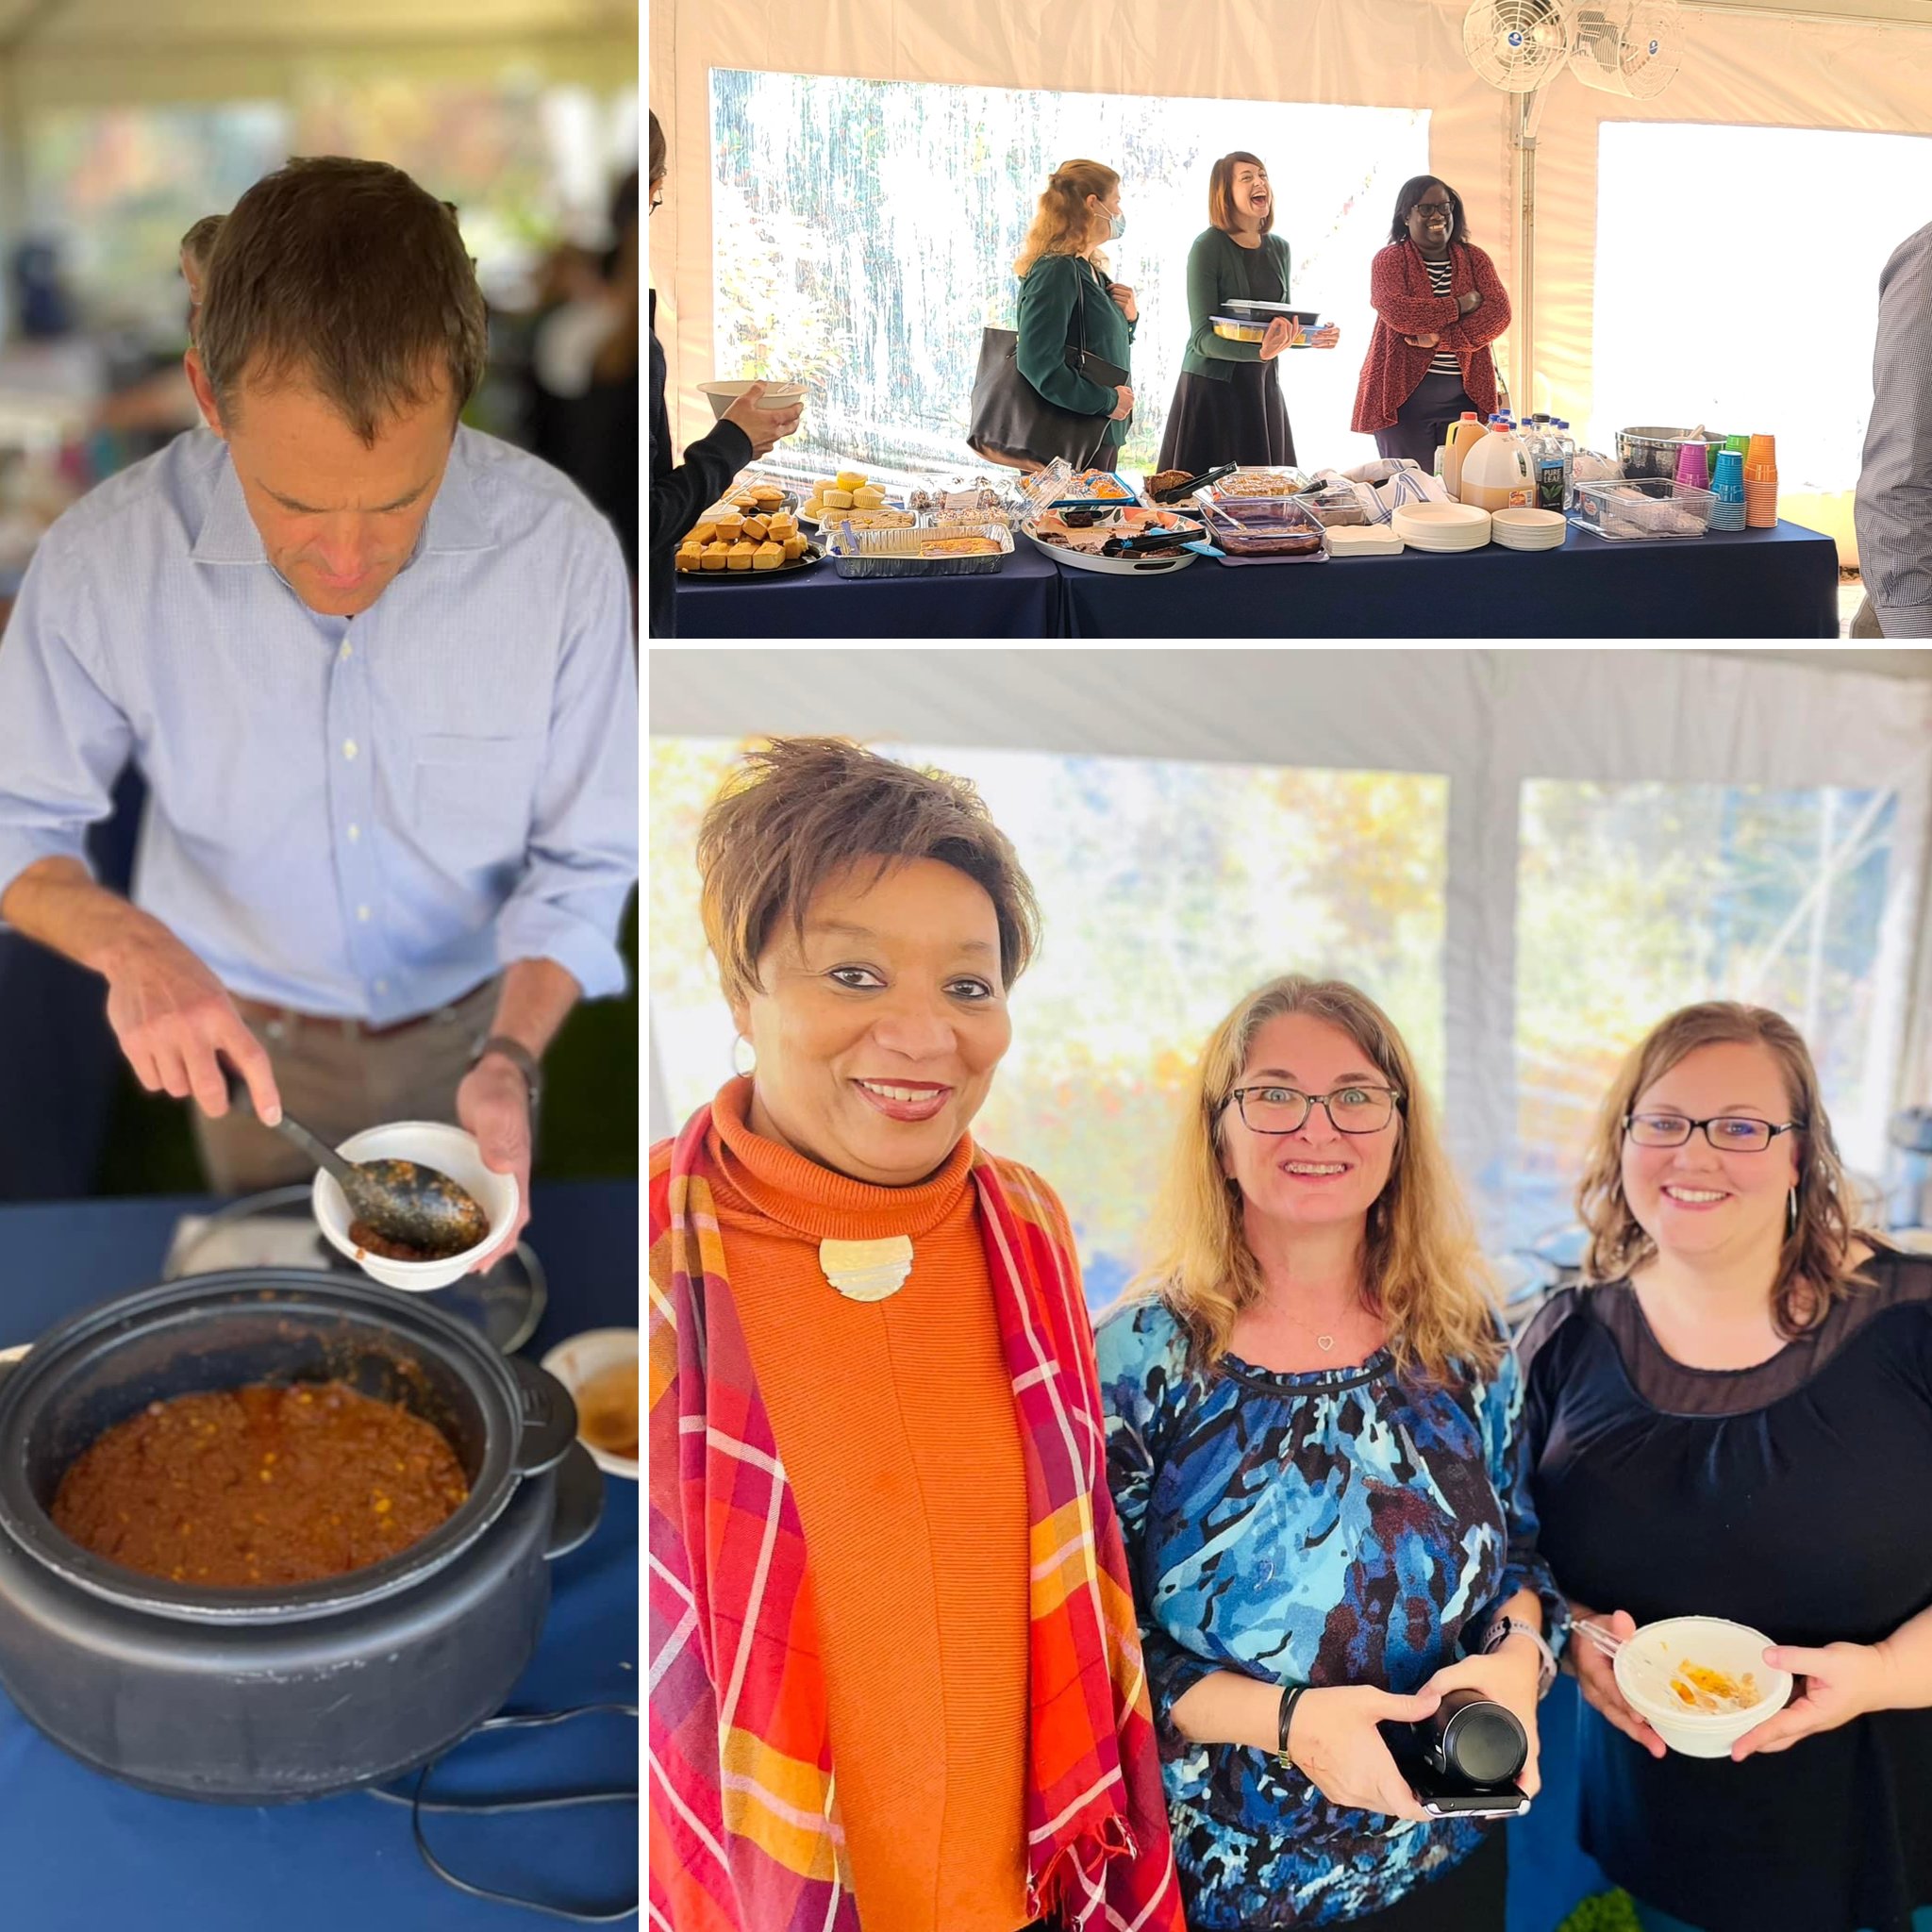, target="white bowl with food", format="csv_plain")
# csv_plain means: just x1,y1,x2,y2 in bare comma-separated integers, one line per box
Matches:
539,1328,639,1480
312,1122,518,1292
698,379,806,421
1612,1615,1792,1757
